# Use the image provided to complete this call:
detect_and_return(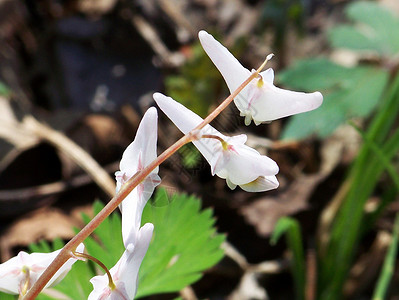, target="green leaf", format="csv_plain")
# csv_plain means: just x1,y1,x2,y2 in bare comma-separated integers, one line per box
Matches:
317,73,399,299
80,201,124,269
0,81,11,97
271,217,305,300
0,292,17,299
179,143,202,169
278,58,389,139
328,1,399,55
373,213,399,300
136,189,225,298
